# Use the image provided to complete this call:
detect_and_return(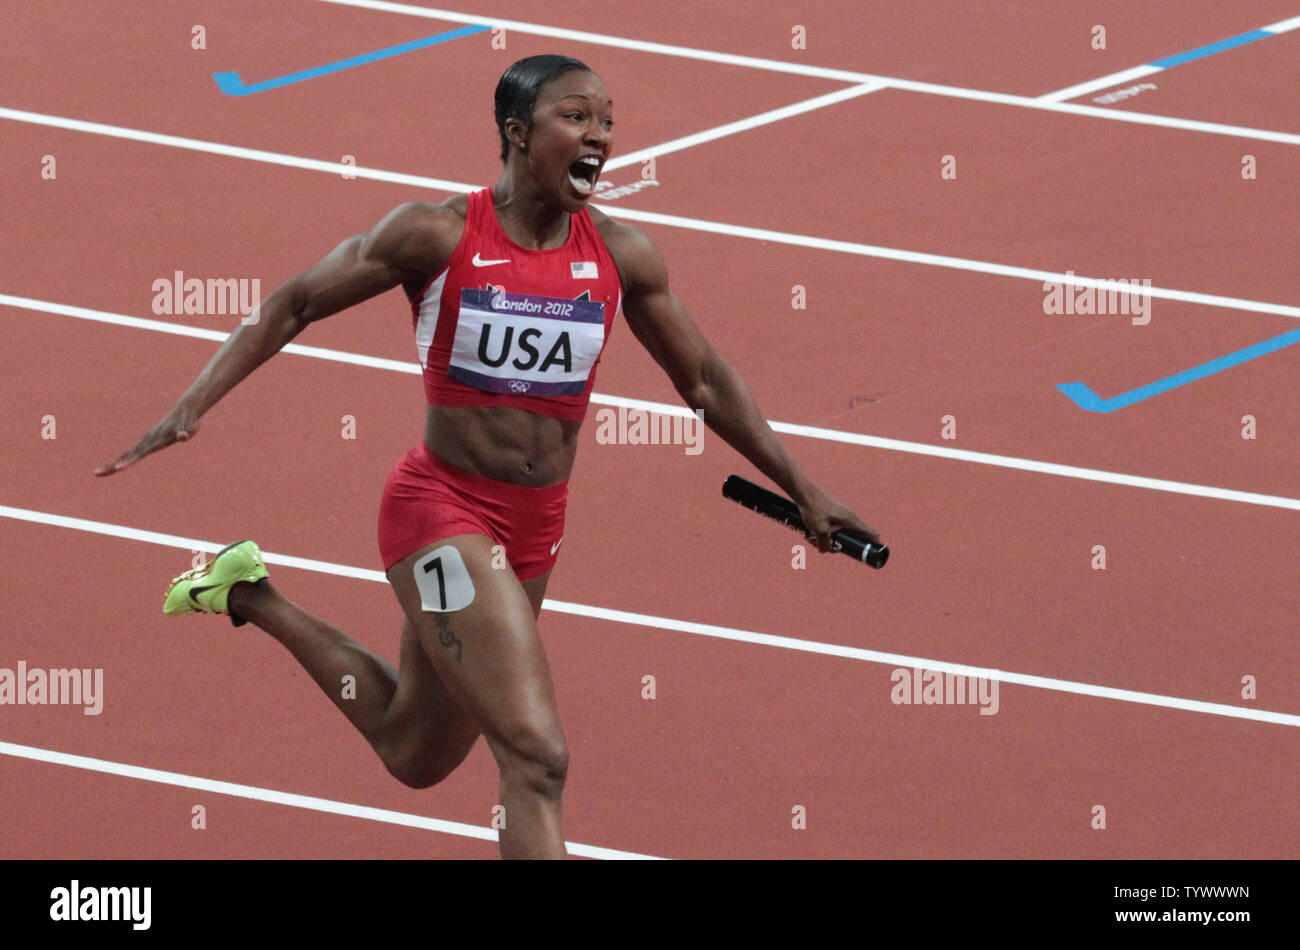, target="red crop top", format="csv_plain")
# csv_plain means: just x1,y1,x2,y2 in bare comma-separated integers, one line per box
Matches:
410,187,624,423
